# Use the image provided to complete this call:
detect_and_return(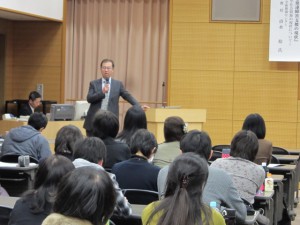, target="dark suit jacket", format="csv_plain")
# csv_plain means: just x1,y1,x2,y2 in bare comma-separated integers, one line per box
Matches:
19,102,33,116
83,78,139,131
